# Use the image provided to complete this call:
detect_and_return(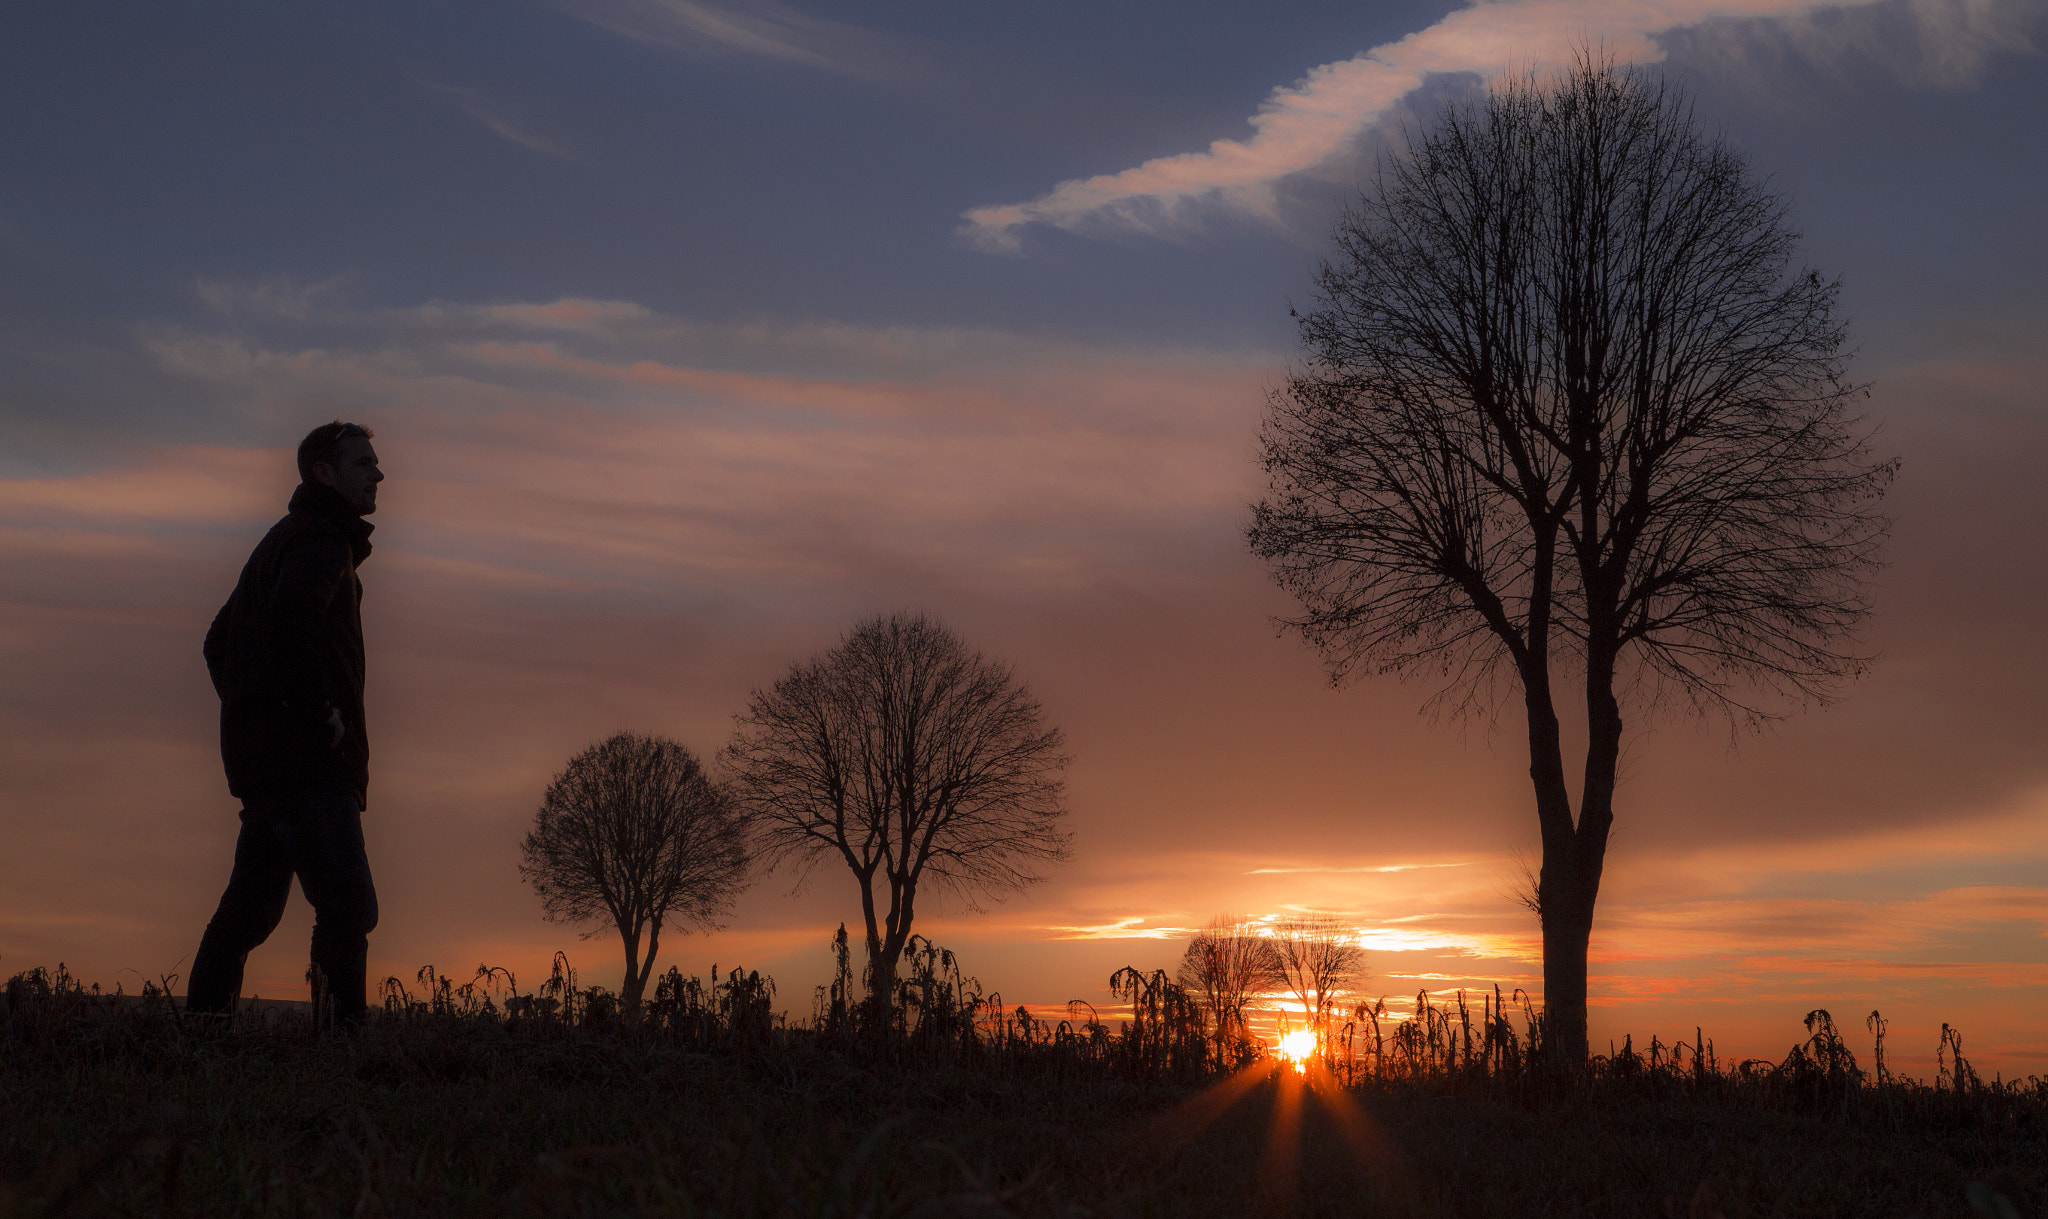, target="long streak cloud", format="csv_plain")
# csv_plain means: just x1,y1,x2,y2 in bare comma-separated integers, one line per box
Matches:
959,0,1888,250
